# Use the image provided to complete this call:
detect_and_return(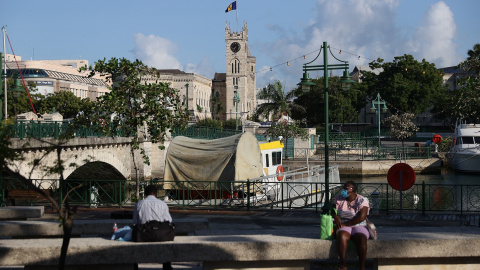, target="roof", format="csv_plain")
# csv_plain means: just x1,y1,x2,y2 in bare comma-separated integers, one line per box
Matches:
352,65,383,75
156,69,189,75
213,73,226,81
